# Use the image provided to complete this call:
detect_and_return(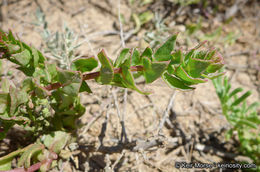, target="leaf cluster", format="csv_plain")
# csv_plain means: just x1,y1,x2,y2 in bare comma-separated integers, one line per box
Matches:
213,76,260,166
